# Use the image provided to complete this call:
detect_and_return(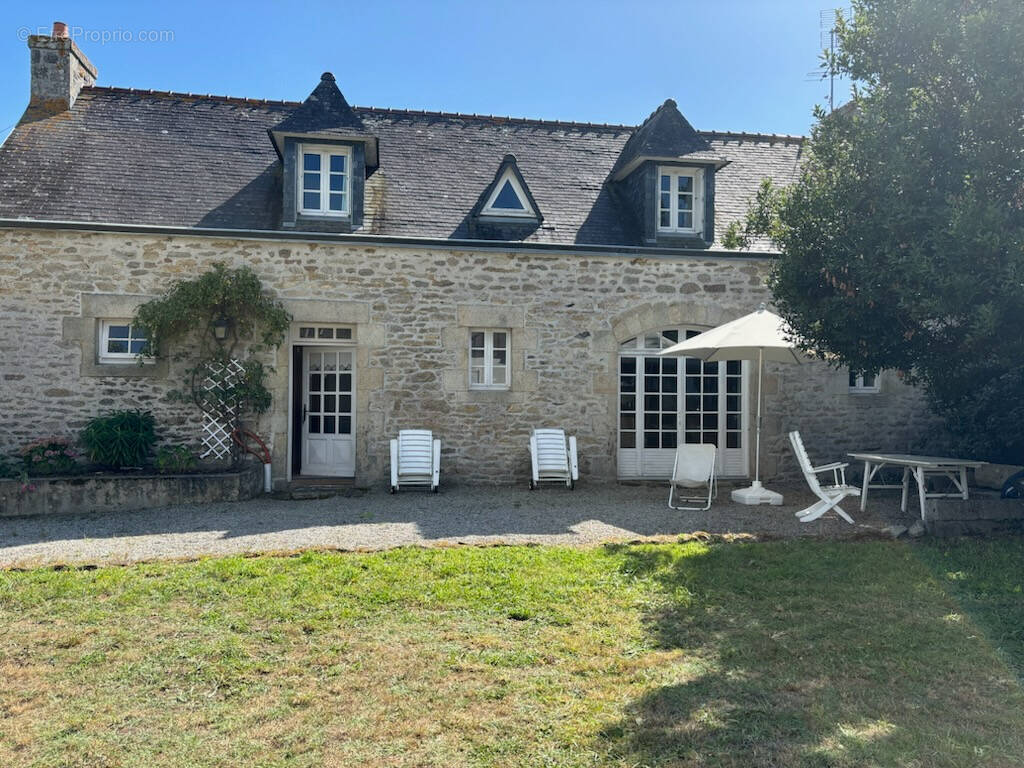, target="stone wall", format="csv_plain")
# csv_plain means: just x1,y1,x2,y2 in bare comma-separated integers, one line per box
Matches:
0,461,263,518
0,226,940,488
925,494,1024,537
